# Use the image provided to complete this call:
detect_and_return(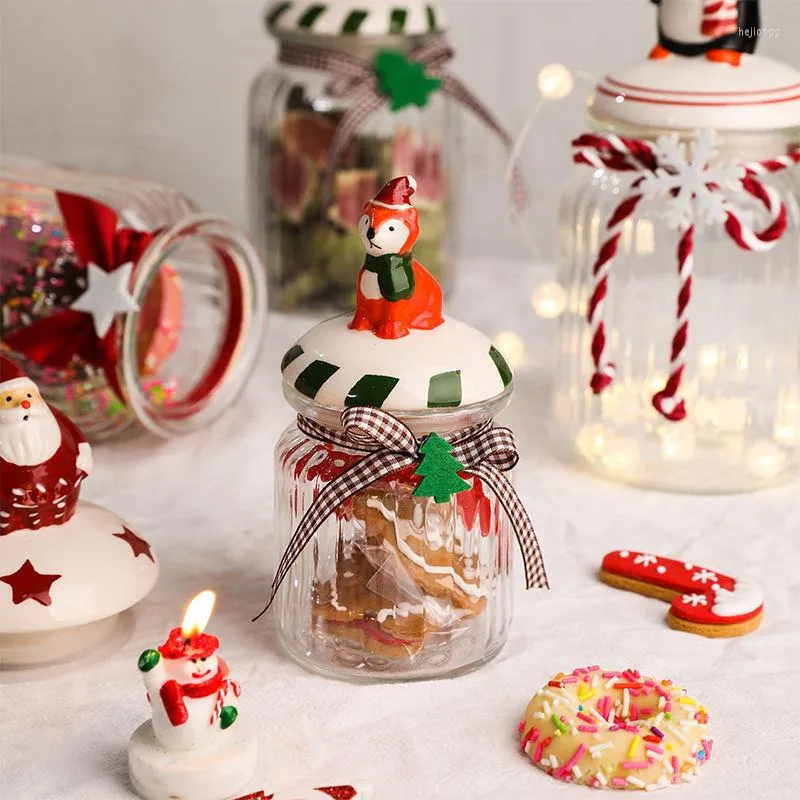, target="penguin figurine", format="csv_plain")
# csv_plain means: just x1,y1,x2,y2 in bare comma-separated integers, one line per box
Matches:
649,0,761,66
350,175,444,340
